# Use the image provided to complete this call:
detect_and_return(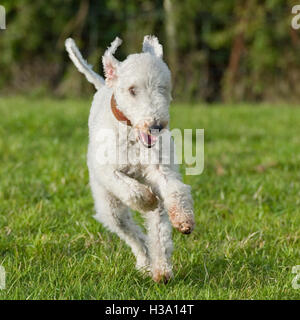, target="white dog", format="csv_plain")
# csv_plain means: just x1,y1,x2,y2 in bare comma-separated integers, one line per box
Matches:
65,35,194,282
